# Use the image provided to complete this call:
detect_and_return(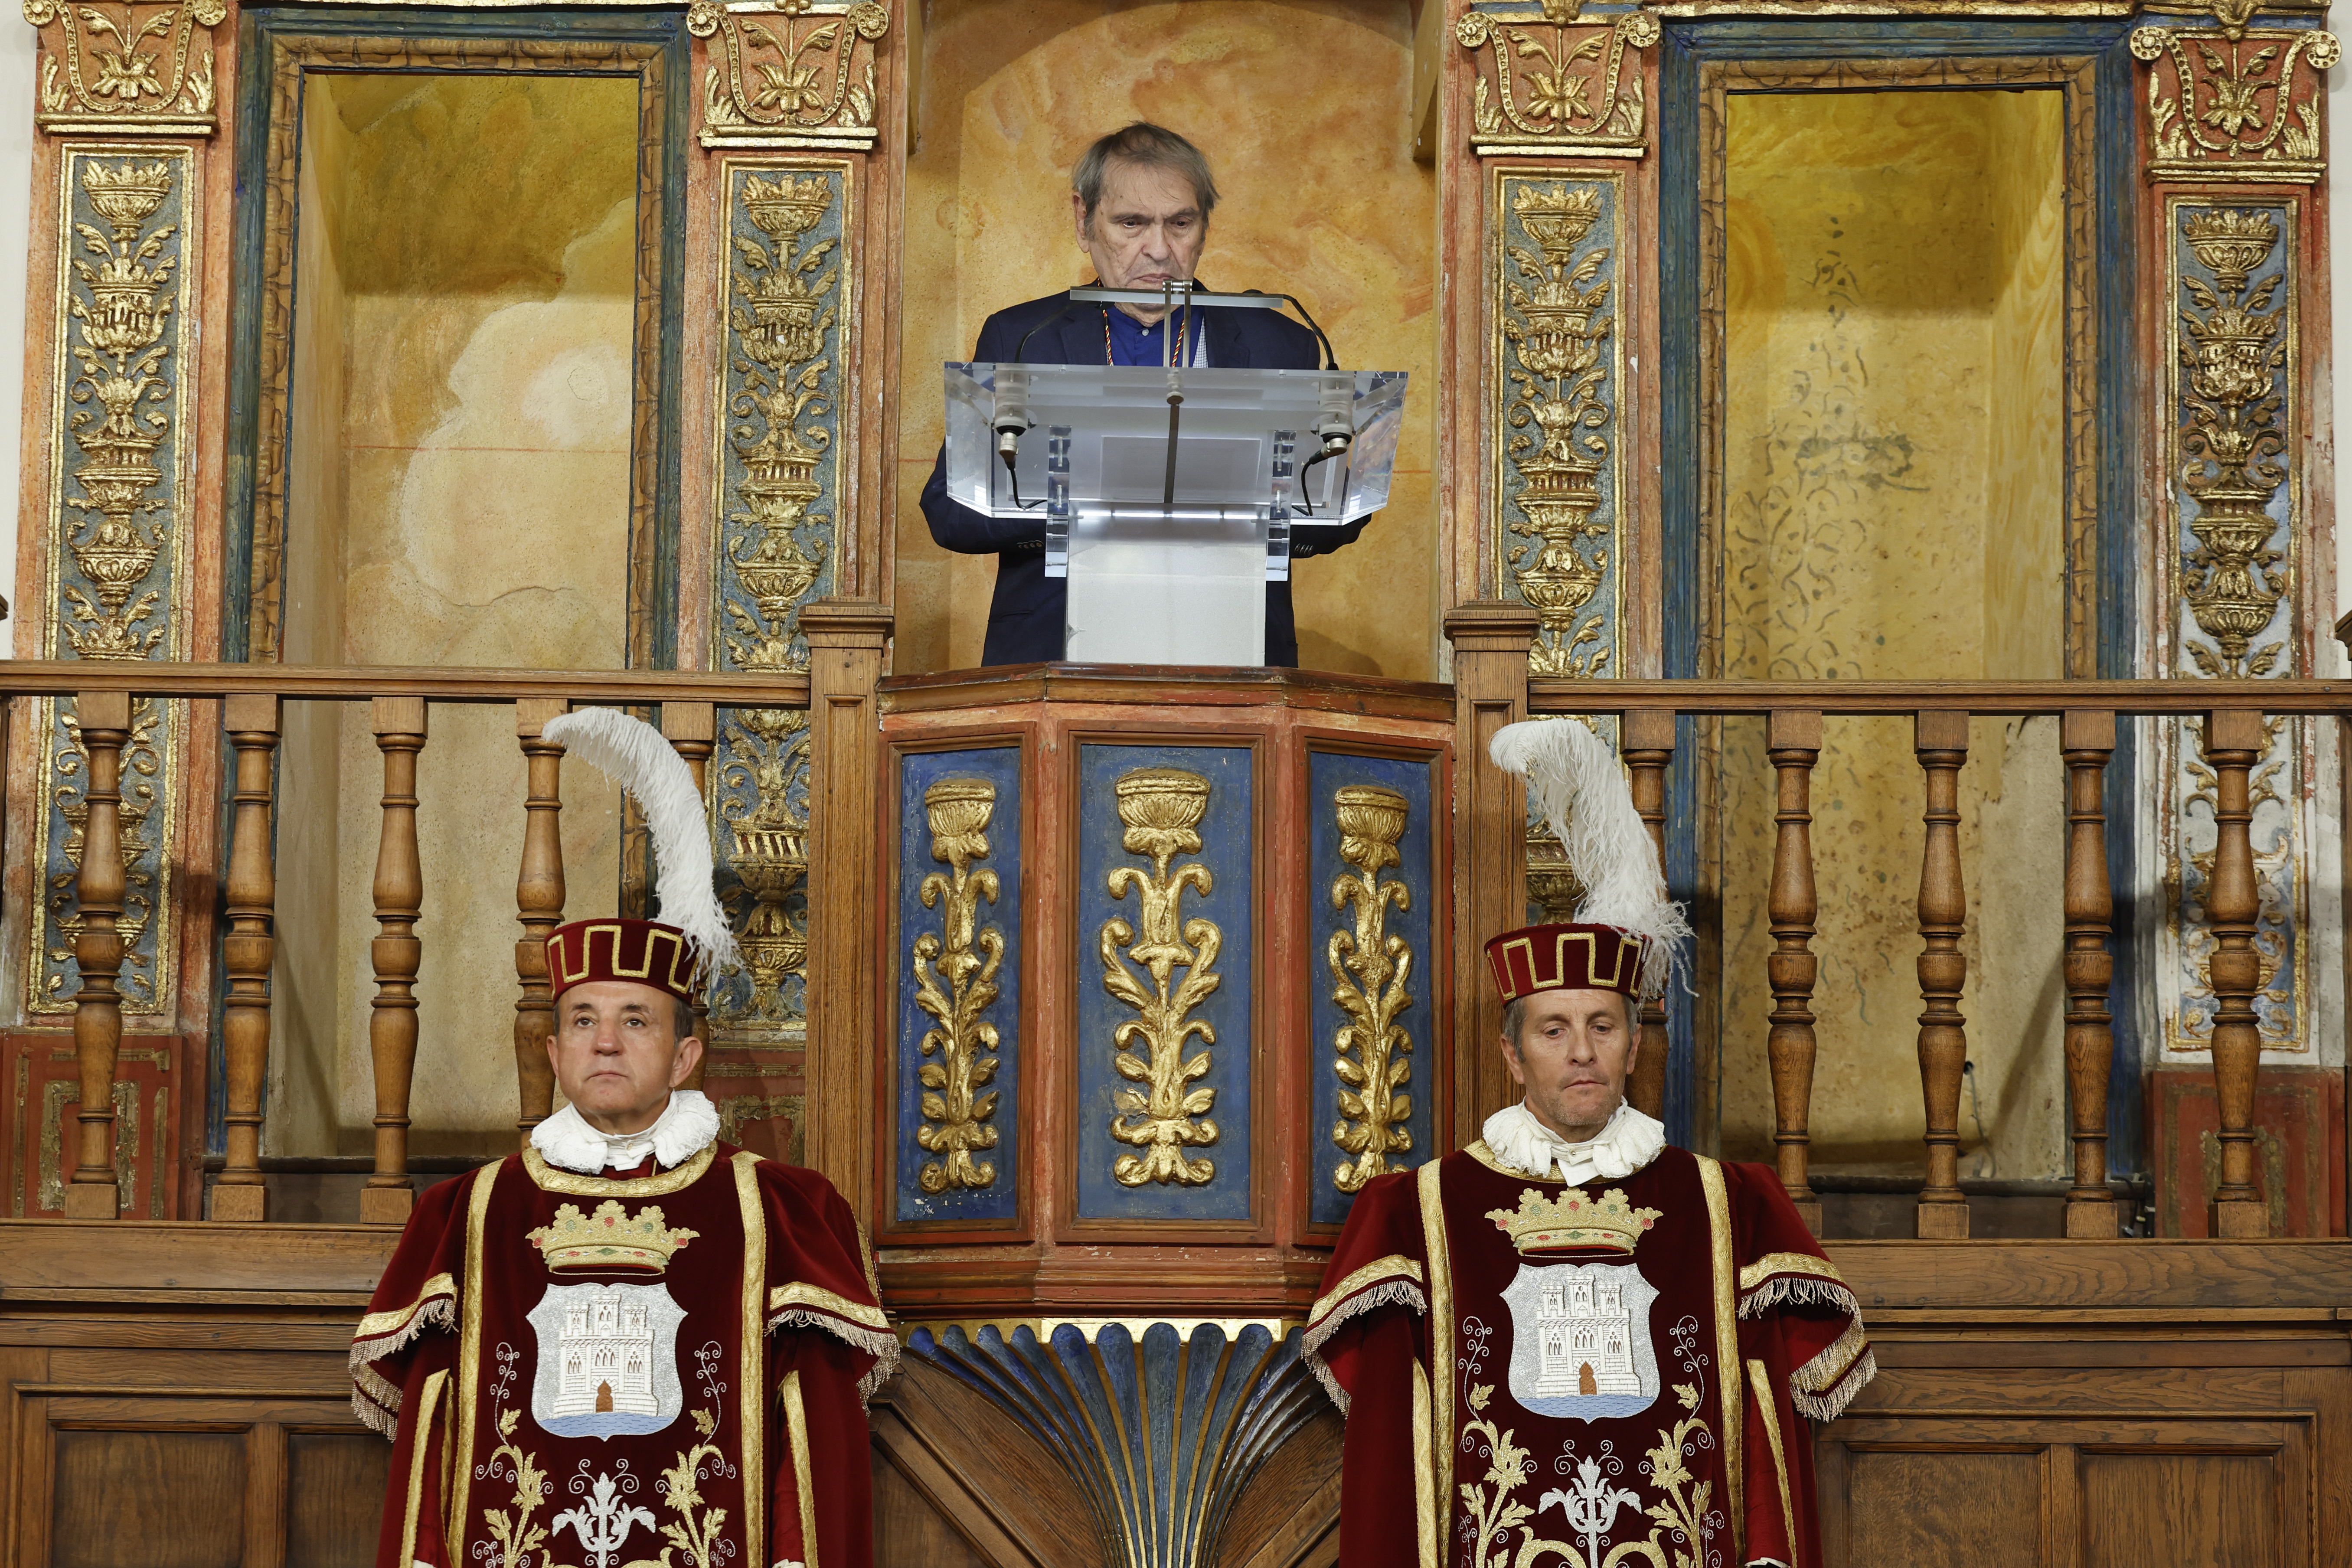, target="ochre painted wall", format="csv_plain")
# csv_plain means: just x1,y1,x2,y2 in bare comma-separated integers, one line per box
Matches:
269,75,637,1156
893,0,1438,678
1714,89,2069,1178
